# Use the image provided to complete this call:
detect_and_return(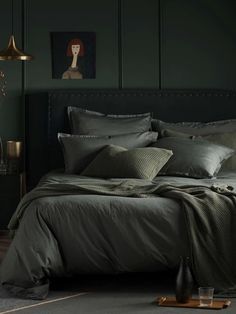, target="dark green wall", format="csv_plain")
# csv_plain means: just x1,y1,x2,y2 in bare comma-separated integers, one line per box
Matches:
0,0,236,141
162,0,236,89
0,1,23,142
